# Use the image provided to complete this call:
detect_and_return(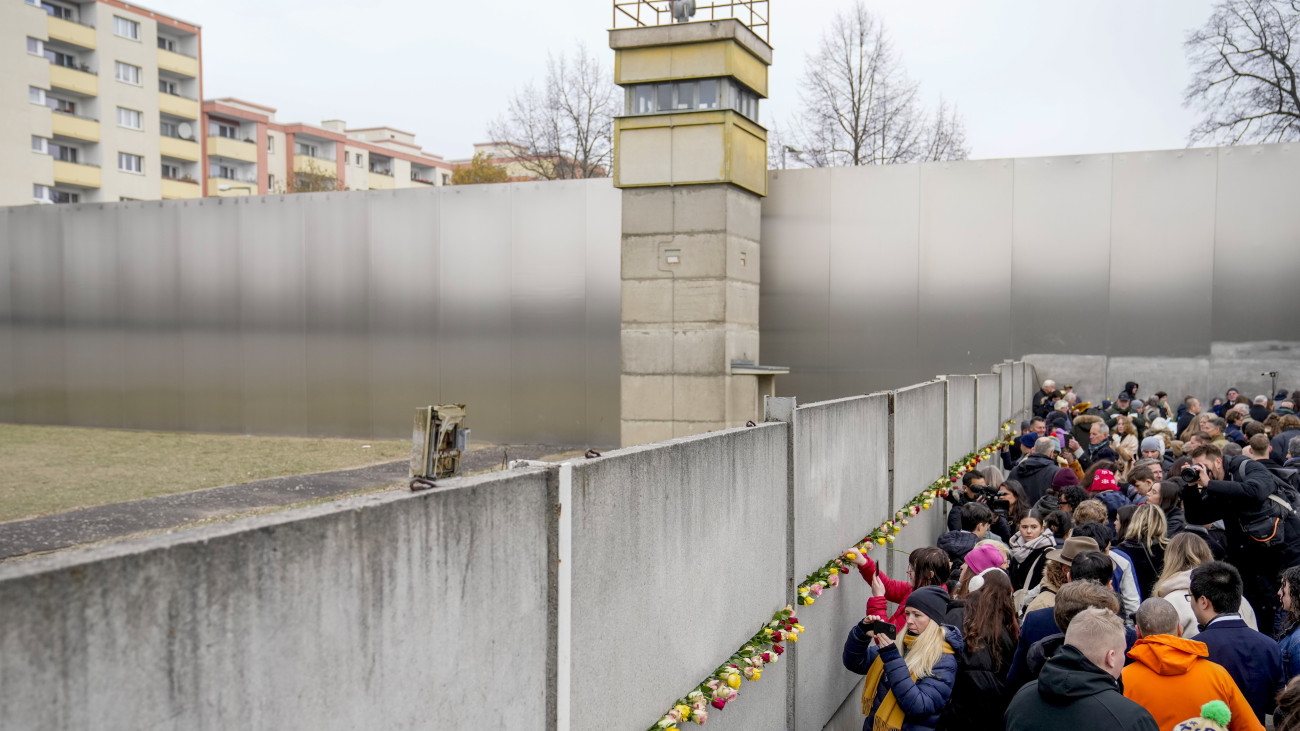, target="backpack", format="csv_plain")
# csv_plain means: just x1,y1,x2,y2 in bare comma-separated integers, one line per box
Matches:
1236,460,1300,548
